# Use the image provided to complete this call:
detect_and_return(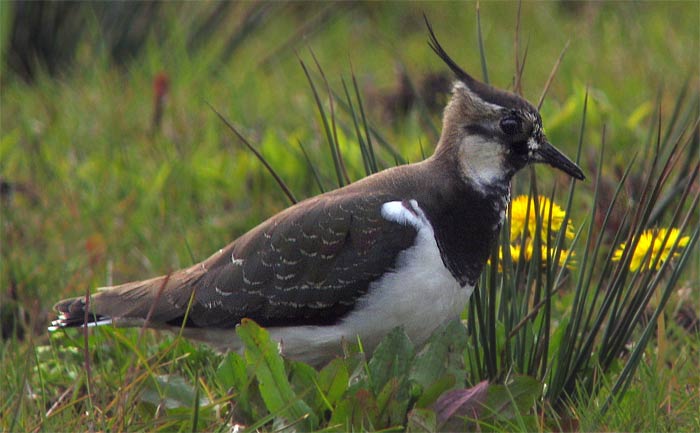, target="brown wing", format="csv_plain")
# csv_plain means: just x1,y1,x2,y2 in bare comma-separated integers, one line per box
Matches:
174,192,417,327
55,192,418,329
